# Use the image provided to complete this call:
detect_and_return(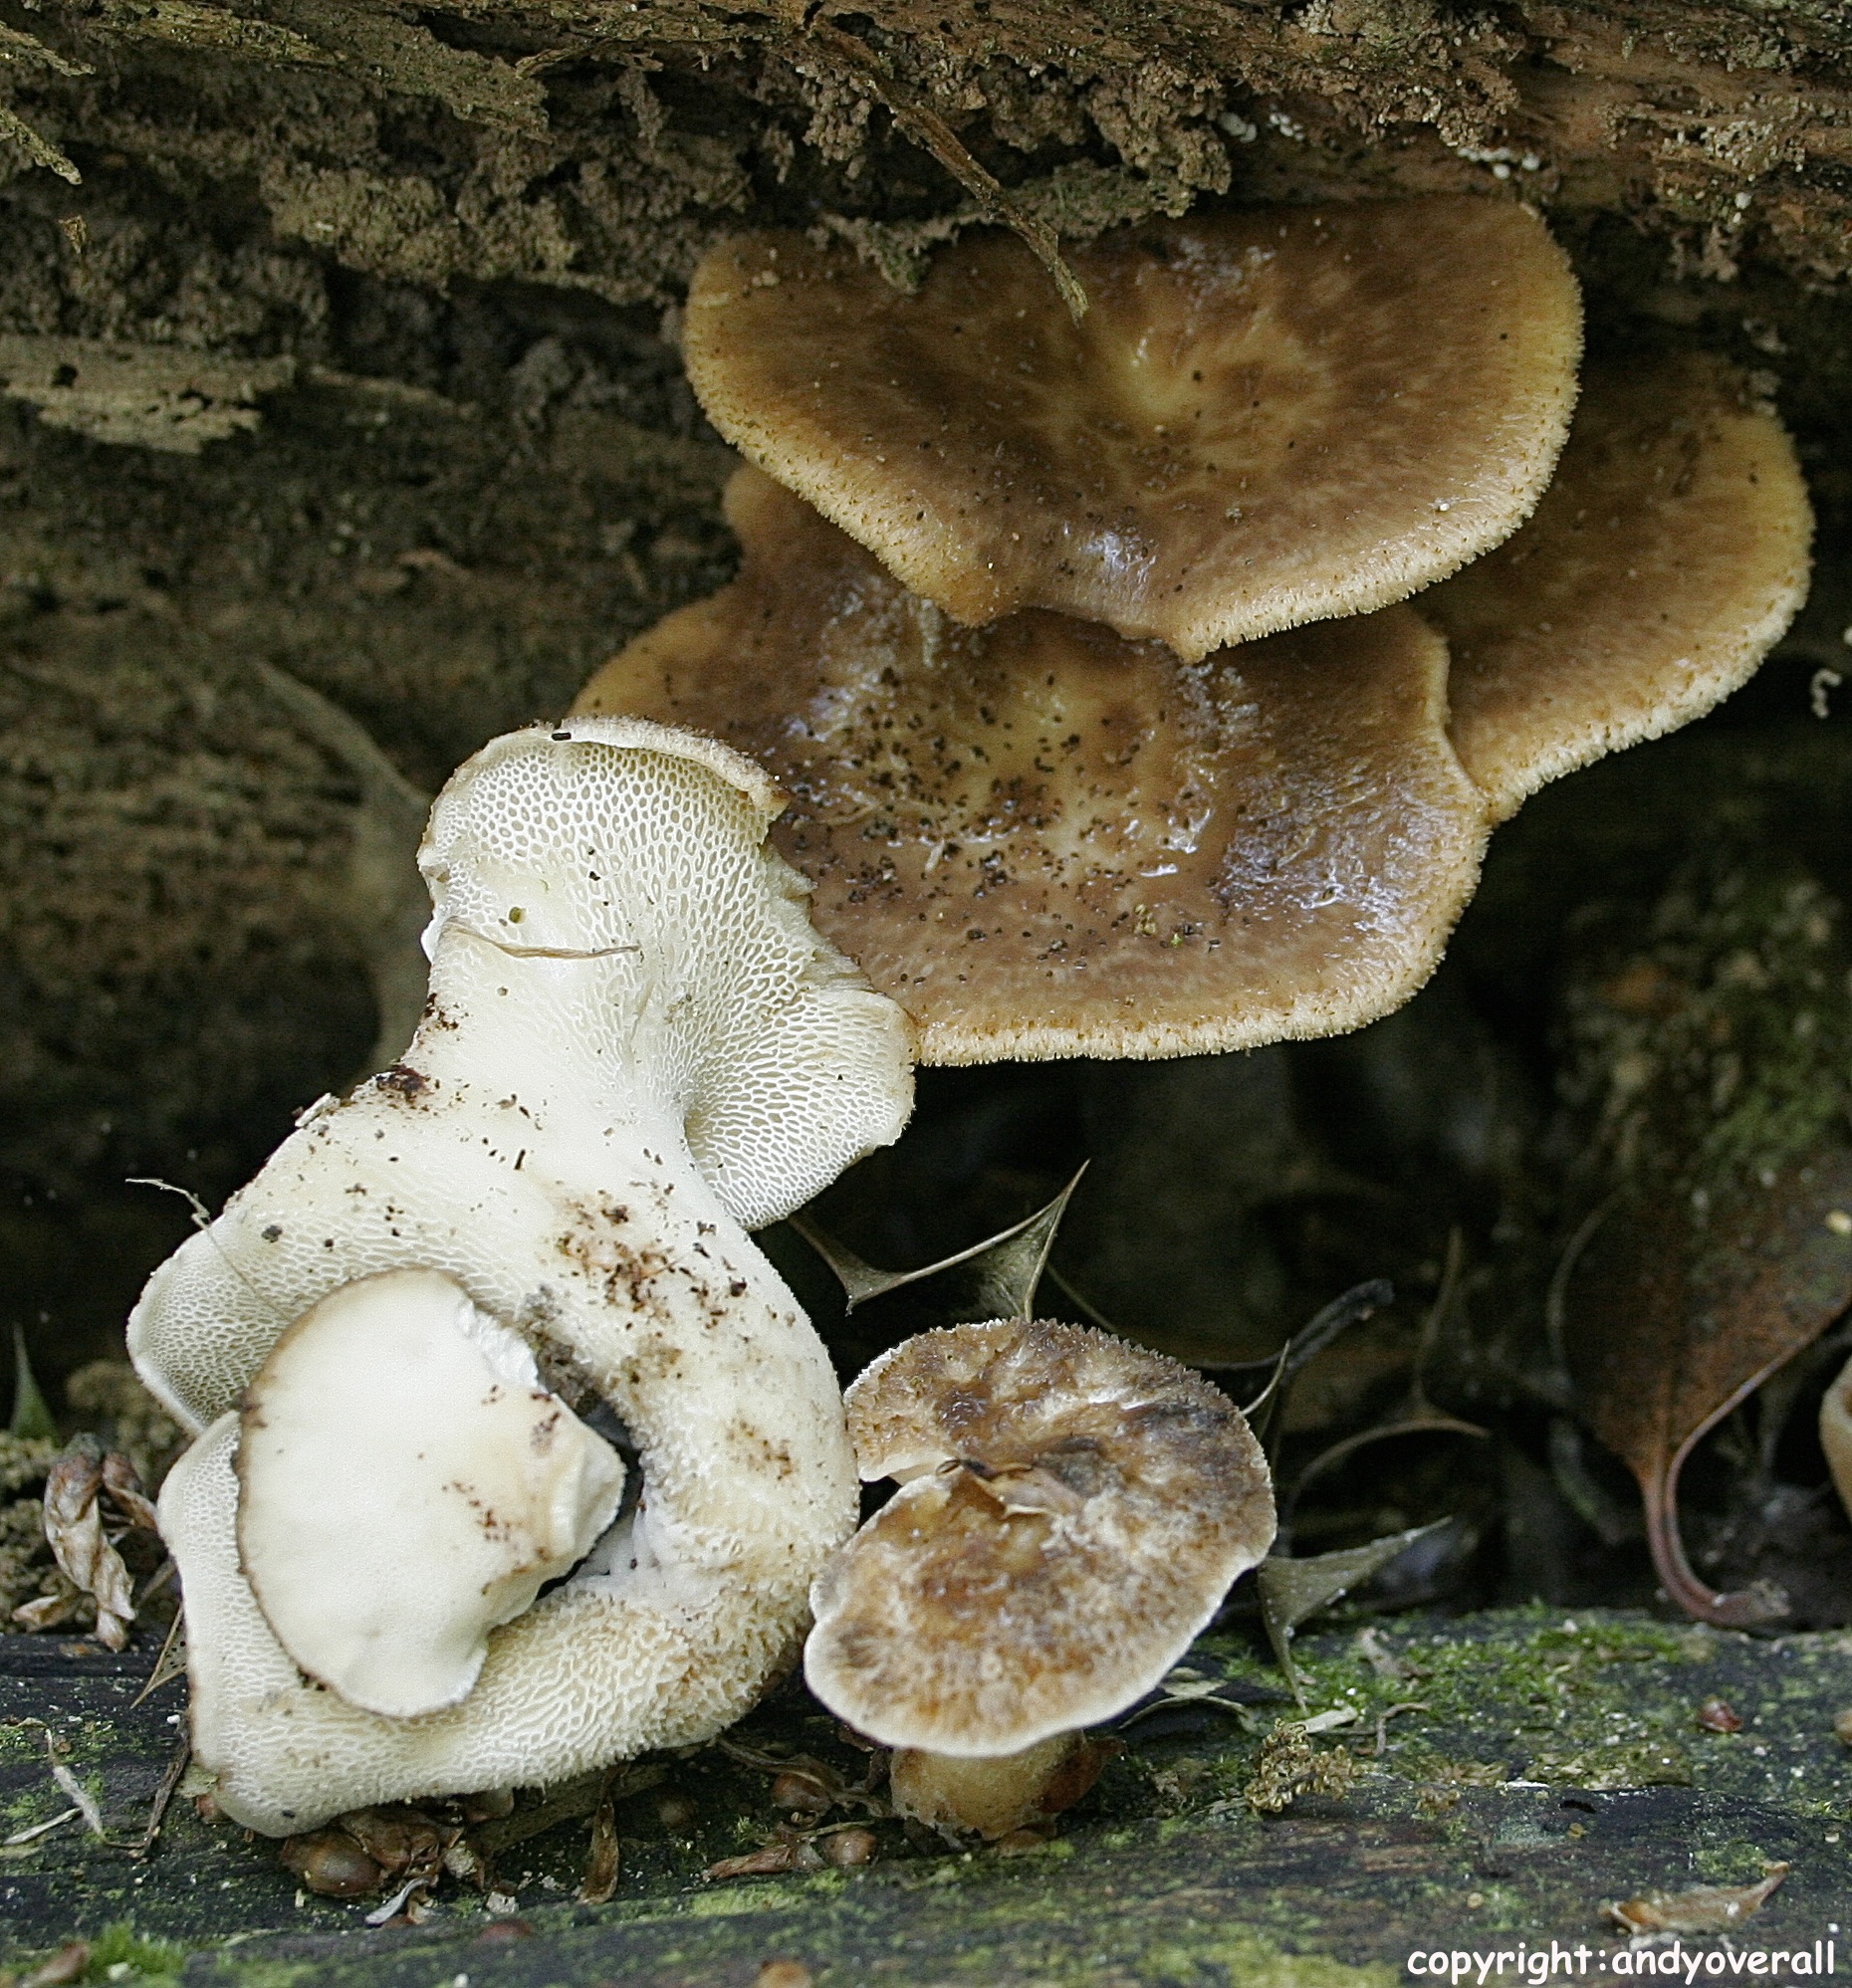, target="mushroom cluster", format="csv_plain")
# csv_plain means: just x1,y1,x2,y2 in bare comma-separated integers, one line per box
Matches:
129,718,914,1835
576,202,1811,1061
806,1318,1275,1839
